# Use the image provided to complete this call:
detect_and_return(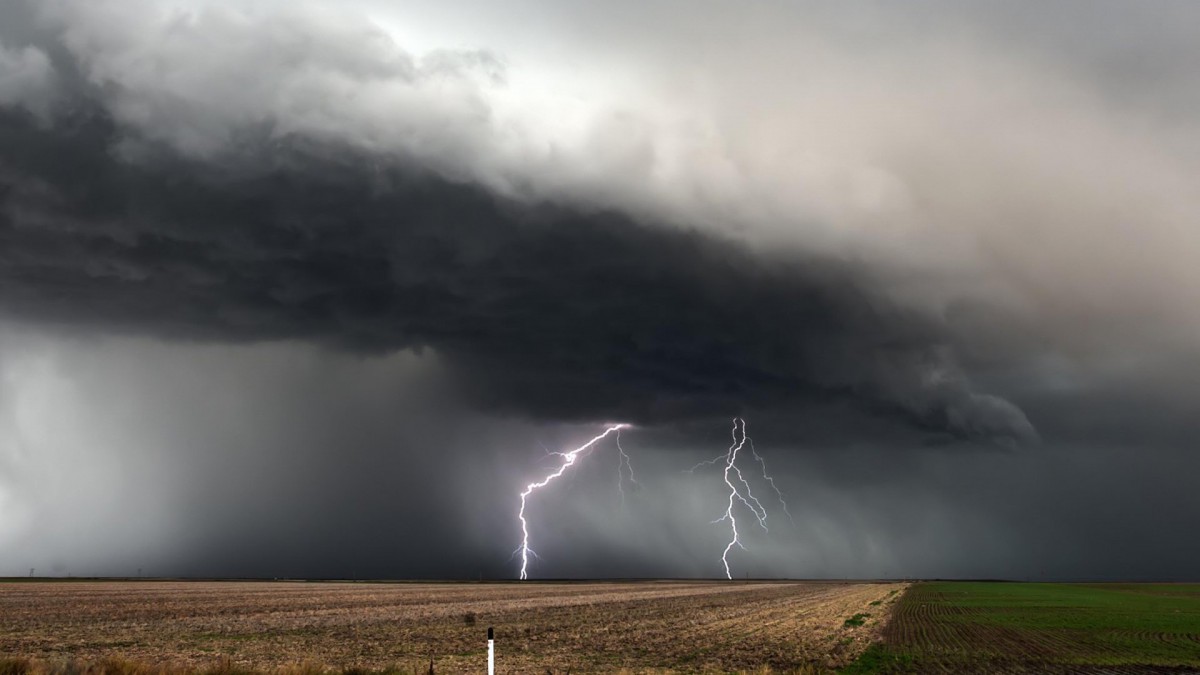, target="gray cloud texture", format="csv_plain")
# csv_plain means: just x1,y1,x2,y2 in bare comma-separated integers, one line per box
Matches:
0,0,1197,579
0,0,1041,440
